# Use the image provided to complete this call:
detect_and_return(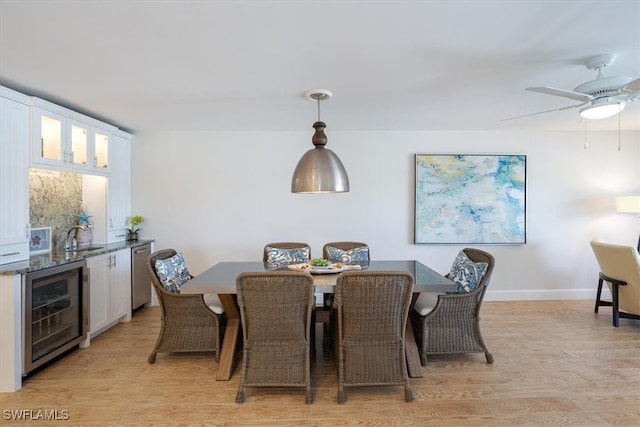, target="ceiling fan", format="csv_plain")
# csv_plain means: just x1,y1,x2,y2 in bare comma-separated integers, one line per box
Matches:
504,54,640,121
